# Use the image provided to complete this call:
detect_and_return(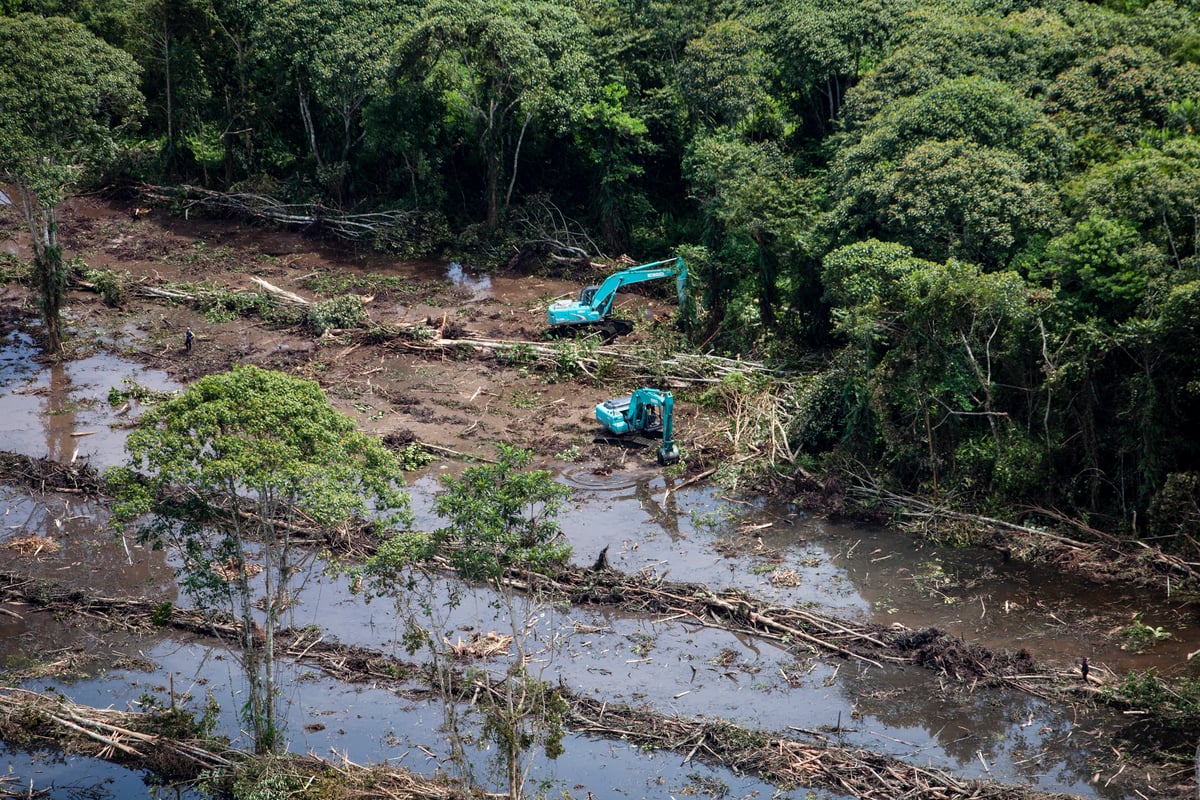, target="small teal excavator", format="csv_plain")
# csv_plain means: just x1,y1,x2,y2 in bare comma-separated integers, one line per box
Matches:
548,256,687,340
595,387,680,466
